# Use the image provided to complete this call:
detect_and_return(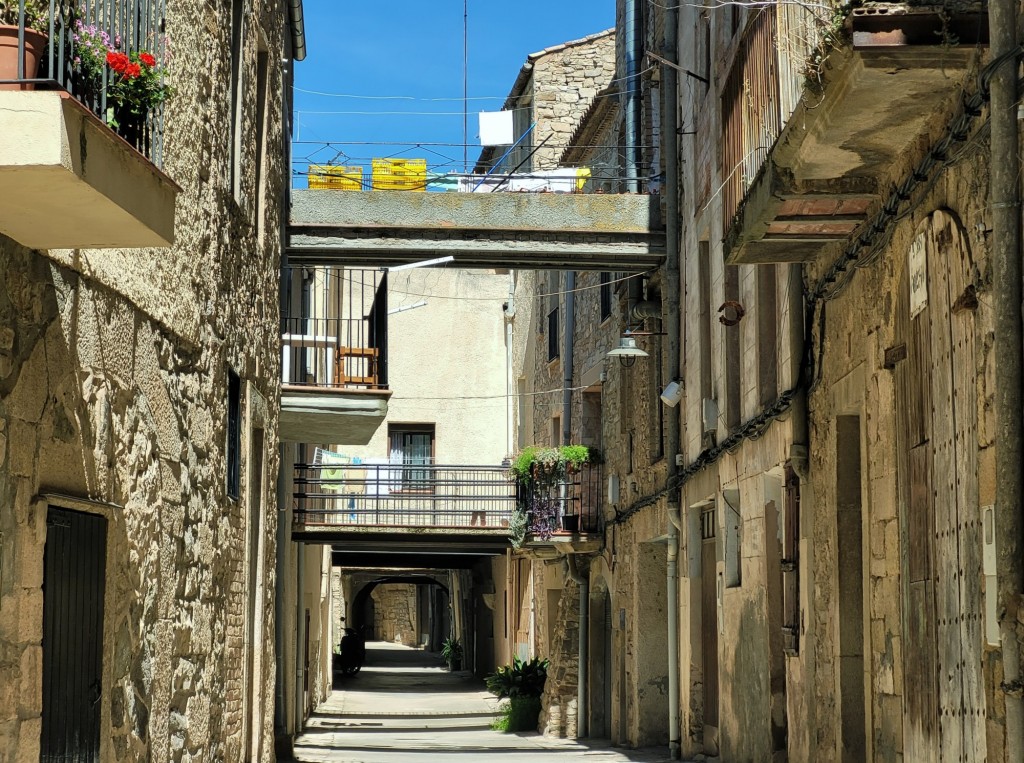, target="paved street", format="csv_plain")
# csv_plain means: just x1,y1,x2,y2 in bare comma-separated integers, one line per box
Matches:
293,642,682,762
